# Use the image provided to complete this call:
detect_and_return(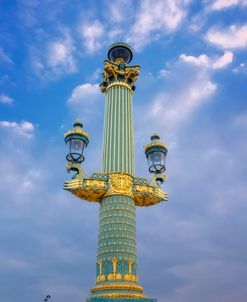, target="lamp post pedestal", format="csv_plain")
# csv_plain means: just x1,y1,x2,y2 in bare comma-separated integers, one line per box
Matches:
64,43,168,301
